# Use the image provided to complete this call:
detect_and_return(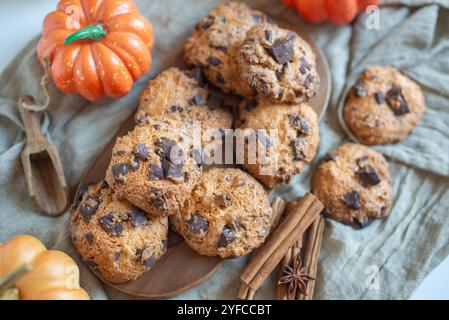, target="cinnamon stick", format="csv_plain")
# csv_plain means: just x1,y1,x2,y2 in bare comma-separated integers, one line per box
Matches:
275,212,325,300
246,198,323,292
237,196,286,300
239,193,323,297
276,237,304,300
297,215,325,300
240,193,315,286
276,201,302,300
276,245,292,300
